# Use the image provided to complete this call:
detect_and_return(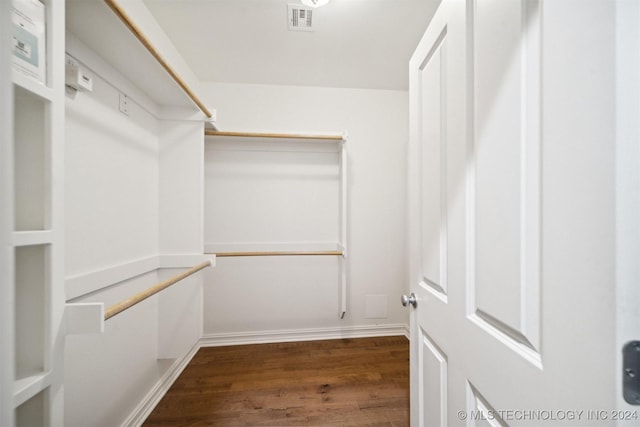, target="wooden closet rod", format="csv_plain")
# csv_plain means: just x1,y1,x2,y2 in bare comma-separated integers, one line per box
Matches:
205,130,344,141
211,251,344,257
104,261,212,321
104,0,213,119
